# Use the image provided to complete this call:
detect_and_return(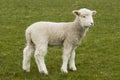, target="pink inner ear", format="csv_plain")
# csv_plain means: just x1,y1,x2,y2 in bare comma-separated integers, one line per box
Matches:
73,10,80,16
75,11,80,16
